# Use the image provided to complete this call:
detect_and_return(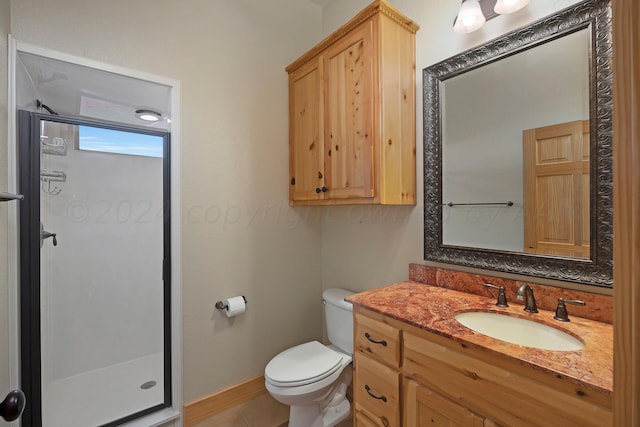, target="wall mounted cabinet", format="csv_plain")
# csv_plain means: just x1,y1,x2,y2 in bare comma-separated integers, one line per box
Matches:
286,0,419,205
